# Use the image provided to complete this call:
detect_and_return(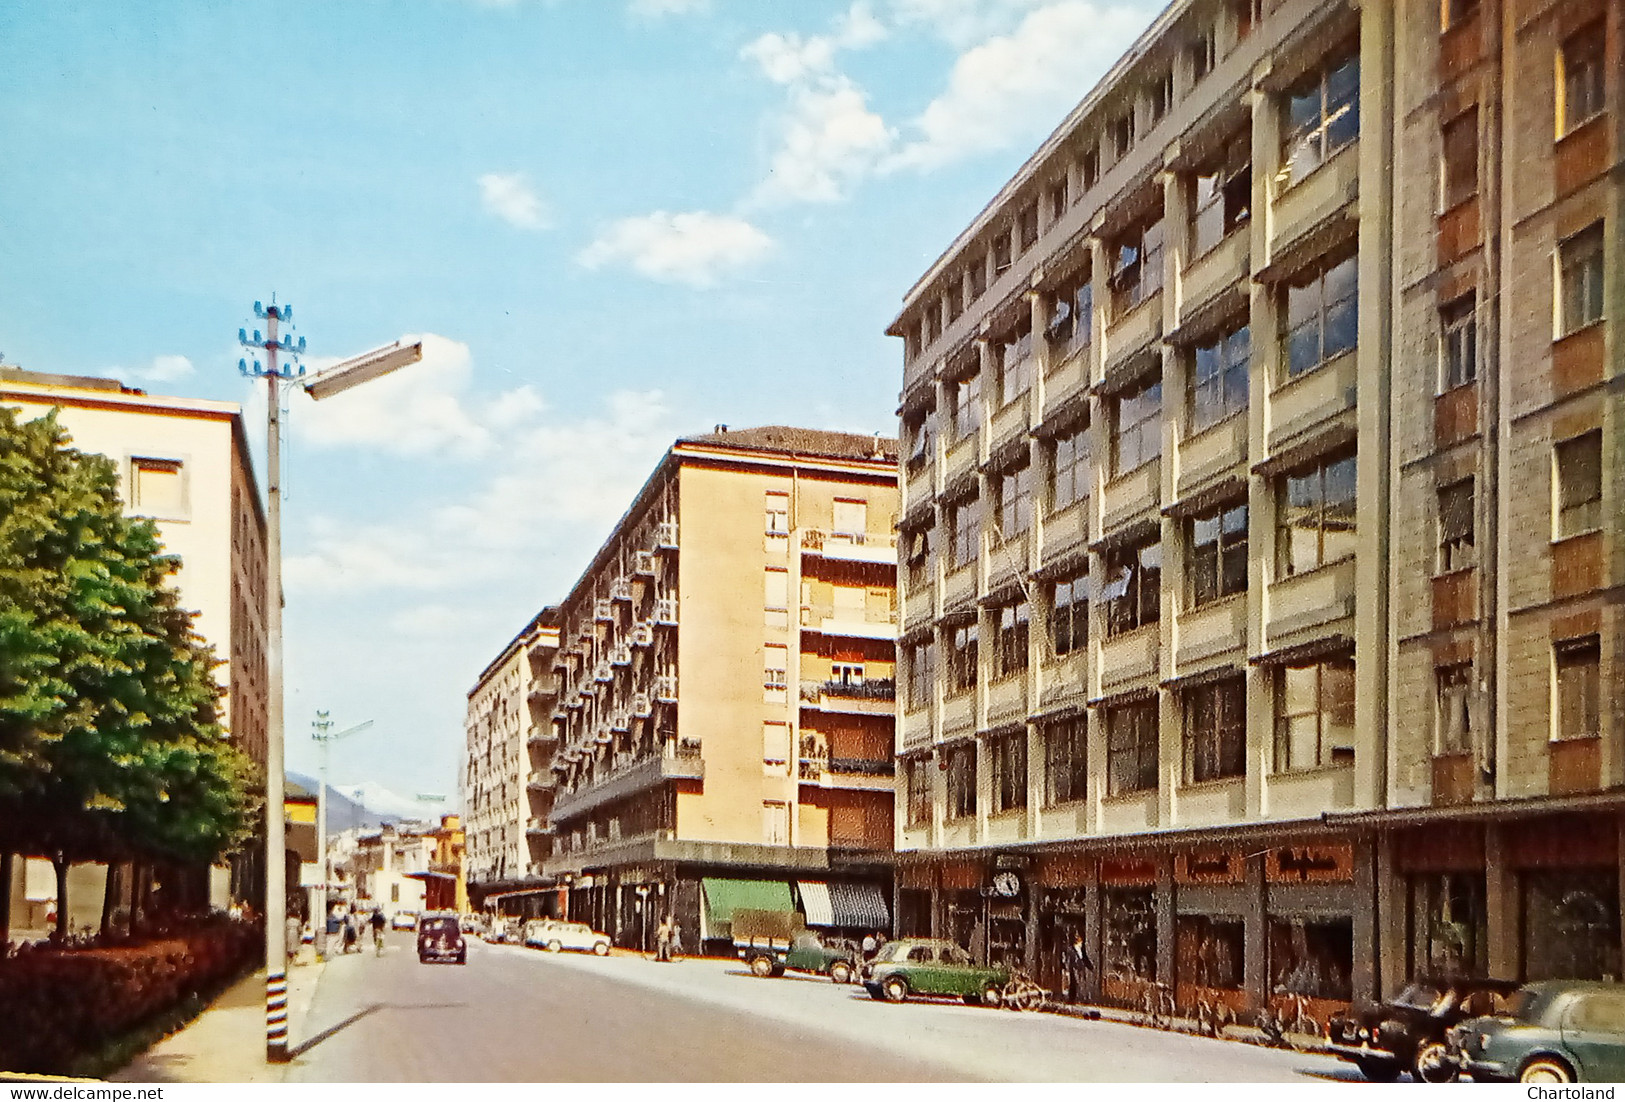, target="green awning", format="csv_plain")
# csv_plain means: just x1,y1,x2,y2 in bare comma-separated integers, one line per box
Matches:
701,878,794,938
